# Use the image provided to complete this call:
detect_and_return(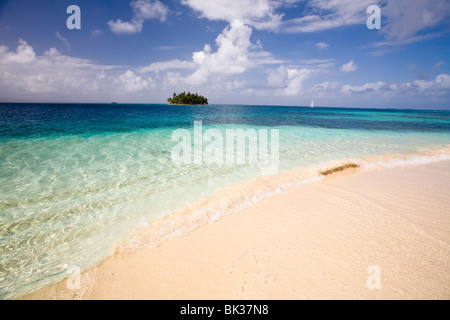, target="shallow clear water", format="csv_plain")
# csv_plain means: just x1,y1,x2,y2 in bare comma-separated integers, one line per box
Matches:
1,103,449,299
